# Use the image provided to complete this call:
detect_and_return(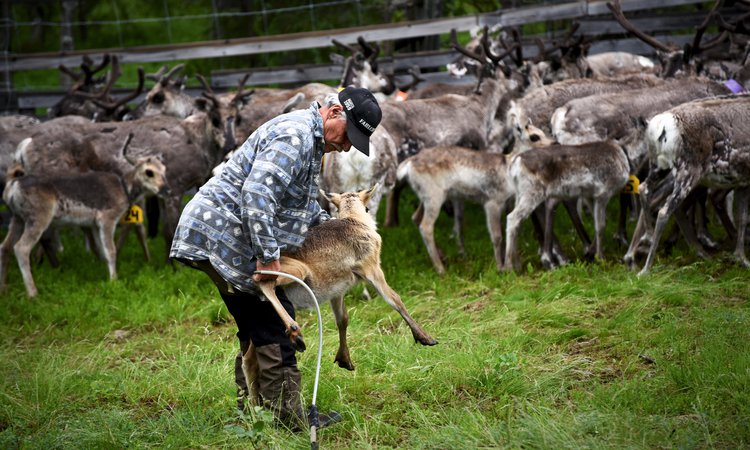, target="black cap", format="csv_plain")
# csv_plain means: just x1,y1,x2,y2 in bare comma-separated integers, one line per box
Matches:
338,87,382,156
